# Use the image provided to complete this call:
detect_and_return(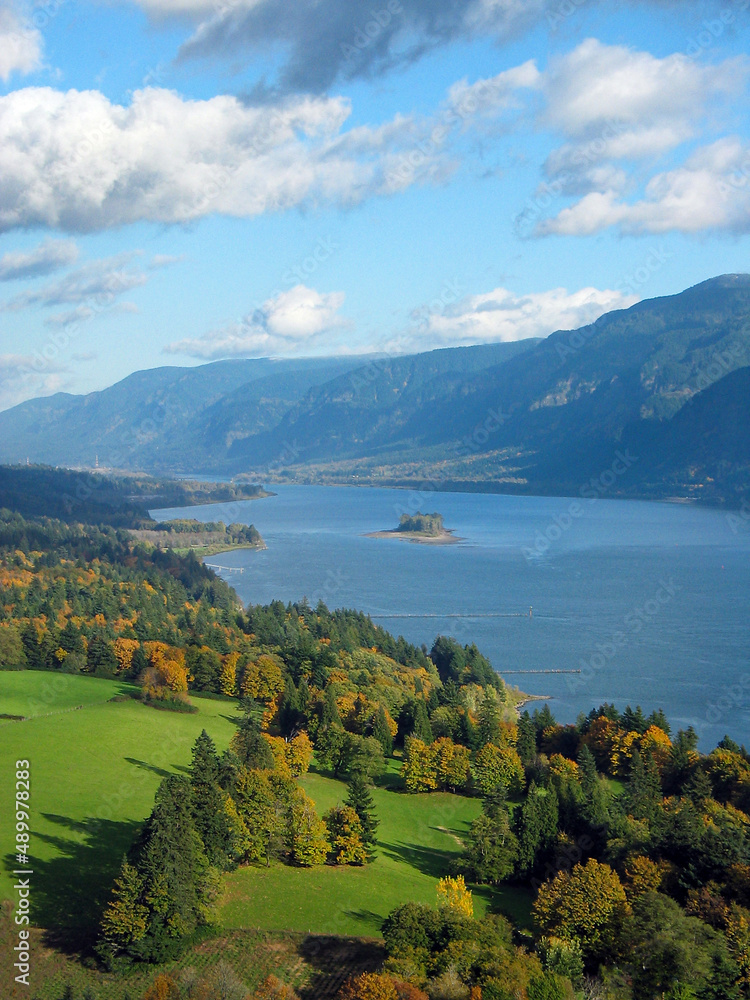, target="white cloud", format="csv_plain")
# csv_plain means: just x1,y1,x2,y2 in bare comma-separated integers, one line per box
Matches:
387,285,639,352
166,285,348,359
2,252,147,311
0,239,79,281
538,138,750,236
0,354,69,411
0,2,42,82
0,86,447,232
